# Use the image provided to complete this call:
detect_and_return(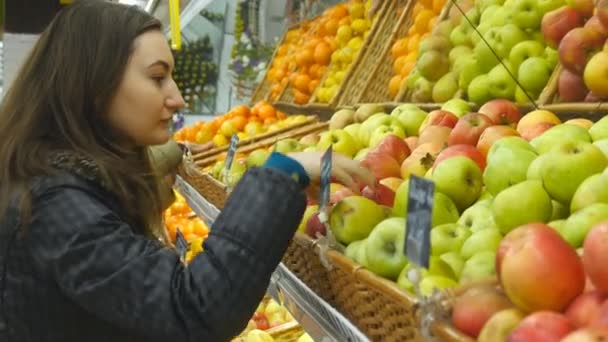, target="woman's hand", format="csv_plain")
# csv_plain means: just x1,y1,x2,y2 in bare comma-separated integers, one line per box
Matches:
287,151,376,196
